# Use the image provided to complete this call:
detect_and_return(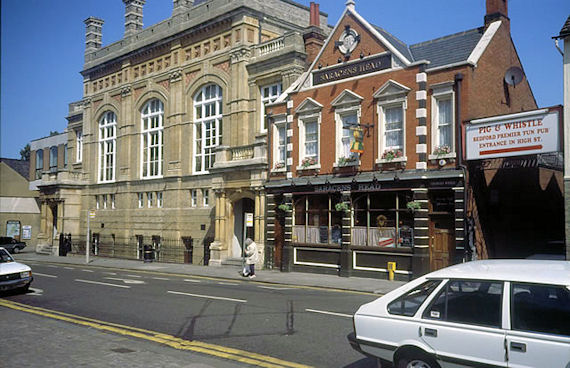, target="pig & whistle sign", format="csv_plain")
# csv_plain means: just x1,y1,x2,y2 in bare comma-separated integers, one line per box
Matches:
465,109,560,160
